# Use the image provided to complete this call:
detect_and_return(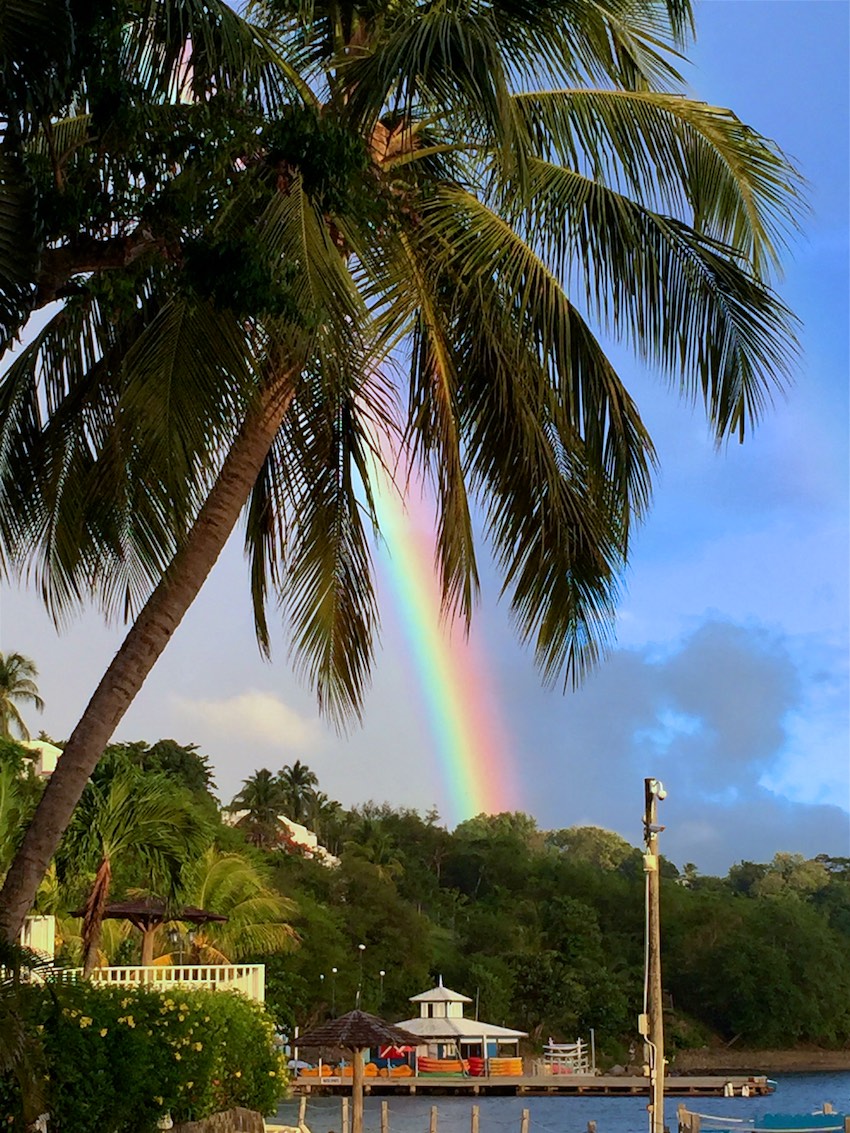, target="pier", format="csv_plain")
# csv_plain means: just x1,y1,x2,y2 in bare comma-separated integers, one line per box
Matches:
291,1074,775,1098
